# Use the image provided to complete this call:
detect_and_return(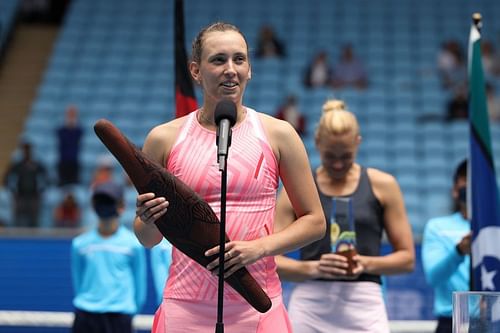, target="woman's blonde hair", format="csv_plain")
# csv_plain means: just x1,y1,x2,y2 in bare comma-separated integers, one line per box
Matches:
315,99,360,140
